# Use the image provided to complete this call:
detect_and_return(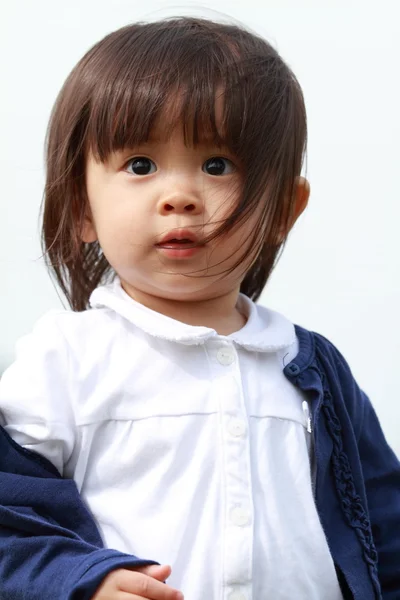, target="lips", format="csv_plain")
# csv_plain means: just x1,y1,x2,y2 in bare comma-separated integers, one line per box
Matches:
155,229,205,259
156,229,201,248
